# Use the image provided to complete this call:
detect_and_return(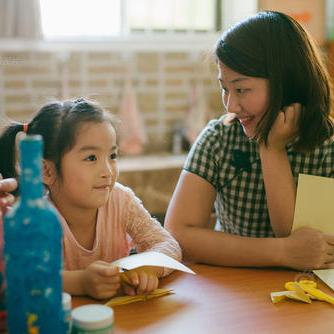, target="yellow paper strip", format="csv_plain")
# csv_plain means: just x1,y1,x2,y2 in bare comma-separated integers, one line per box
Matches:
284,282,312,303
270,290,312,304
271,280,334,306
297,280,334,305
105,288,174,307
